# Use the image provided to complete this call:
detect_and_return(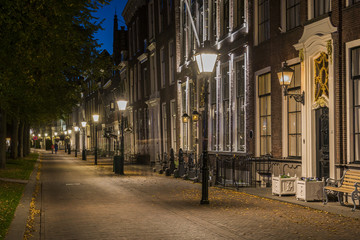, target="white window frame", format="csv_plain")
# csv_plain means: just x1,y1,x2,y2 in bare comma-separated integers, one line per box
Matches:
168,40,175,85
170,99,177,150
307,0,331,20
255,67,271,157
162,103,168,153
234,55,246,152
160,47,166,88
220,62,230,152
346,39,360,163
148,0,155,40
